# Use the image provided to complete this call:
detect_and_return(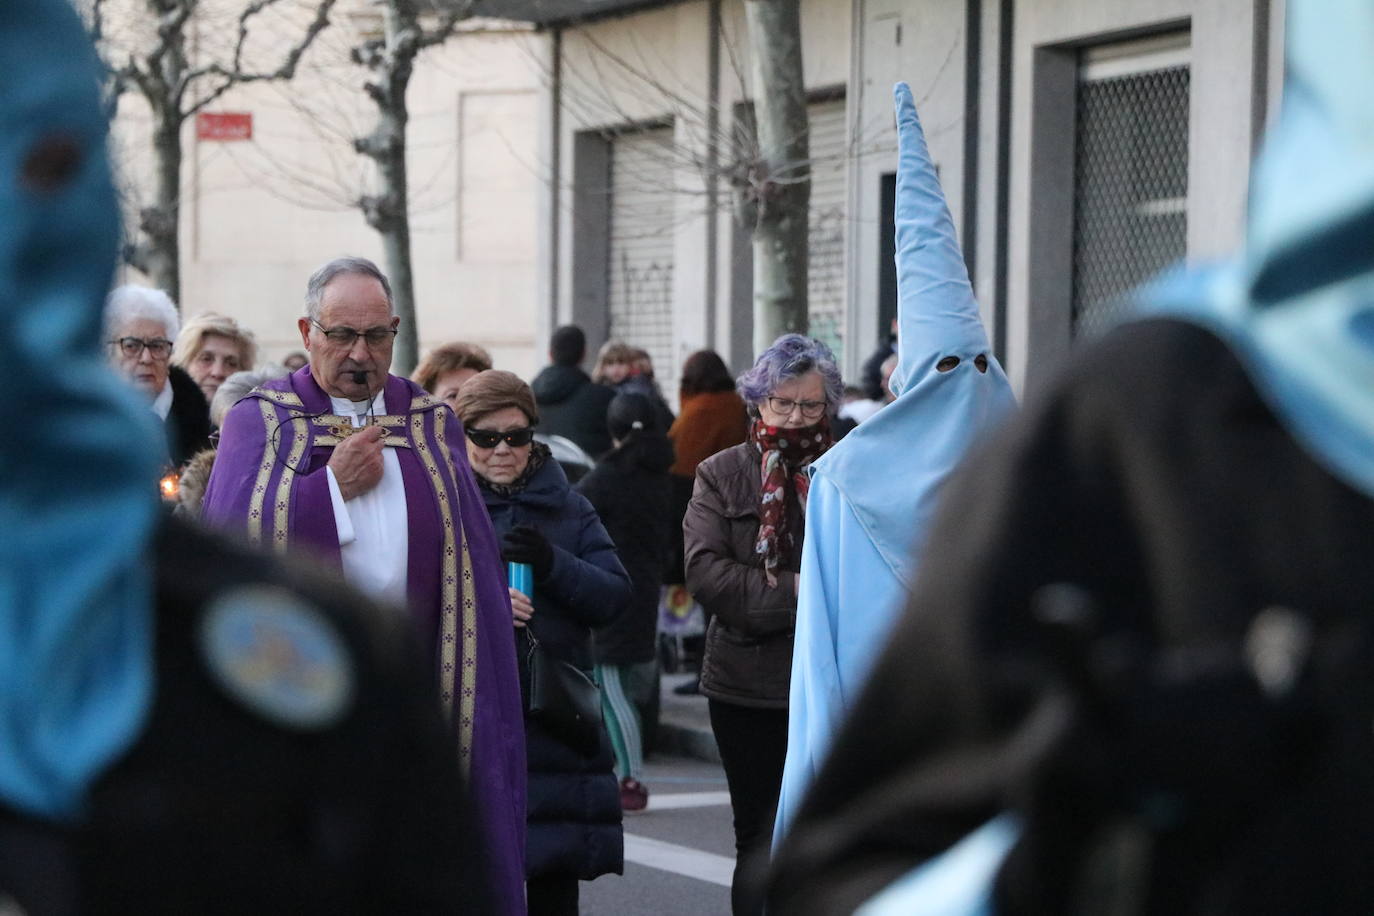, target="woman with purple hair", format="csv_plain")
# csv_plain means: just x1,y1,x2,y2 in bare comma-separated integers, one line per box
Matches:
682,333,842,915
